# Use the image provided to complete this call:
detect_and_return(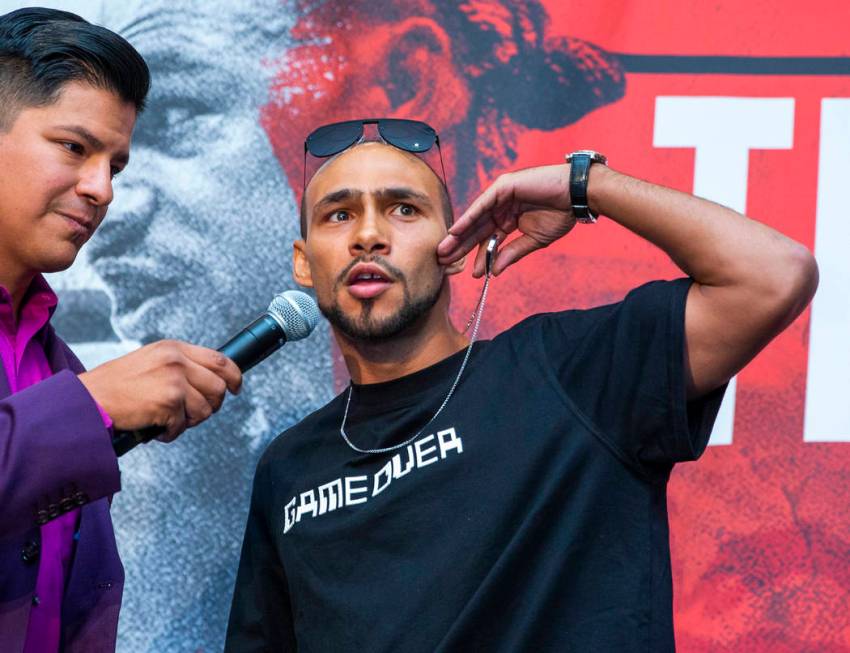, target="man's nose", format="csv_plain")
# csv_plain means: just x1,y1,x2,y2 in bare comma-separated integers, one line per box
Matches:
350,208,390,255
76,158,114,207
